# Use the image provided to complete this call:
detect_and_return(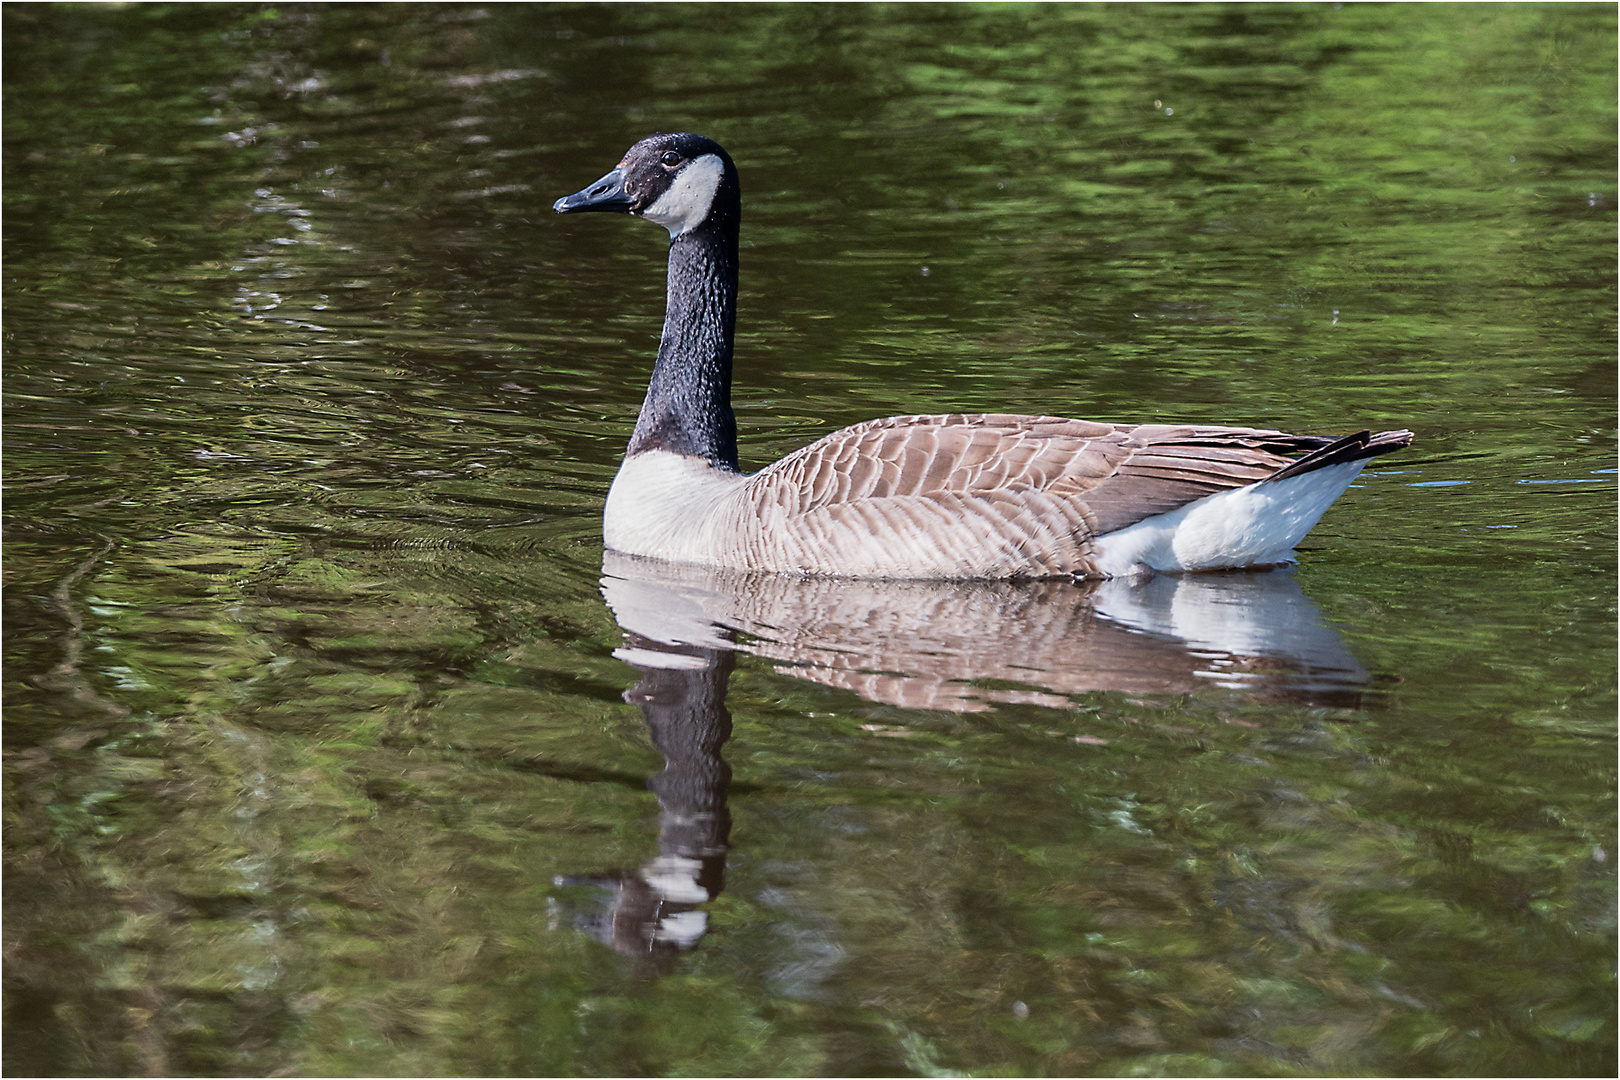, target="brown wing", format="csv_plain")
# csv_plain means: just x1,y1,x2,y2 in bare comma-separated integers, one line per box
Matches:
726,414,1404,577
756,413,1328,534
